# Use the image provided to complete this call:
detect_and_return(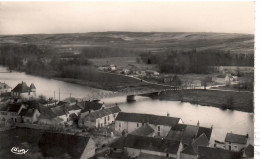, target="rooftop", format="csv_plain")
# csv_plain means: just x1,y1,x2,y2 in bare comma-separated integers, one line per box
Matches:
225,133,248,144
198,146,241,159
130,124,154,136
115,112,180,127
81,101,104,113
38,132,92,159
12,82,35,93
20,108,36,117
0,103,23,113
125,134,181,154
85,106,121,120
